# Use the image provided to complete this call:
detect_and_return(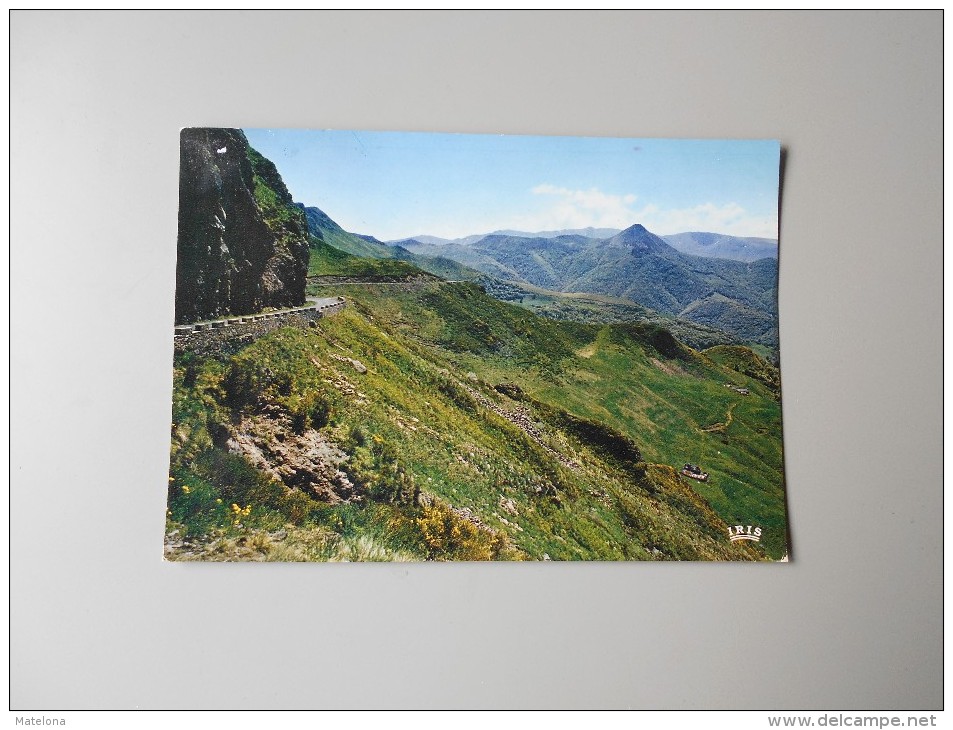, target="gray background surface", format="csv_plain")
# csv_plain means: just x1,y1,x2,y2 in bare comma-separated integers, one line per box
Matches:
10,10,942,710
